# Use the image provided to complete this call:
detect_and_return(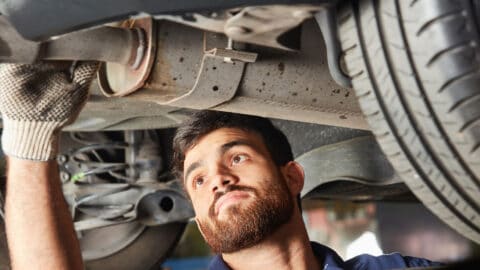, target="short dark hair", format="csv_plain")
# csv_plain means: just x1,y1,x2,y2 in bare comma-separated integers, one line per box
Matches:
172,110,294,180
